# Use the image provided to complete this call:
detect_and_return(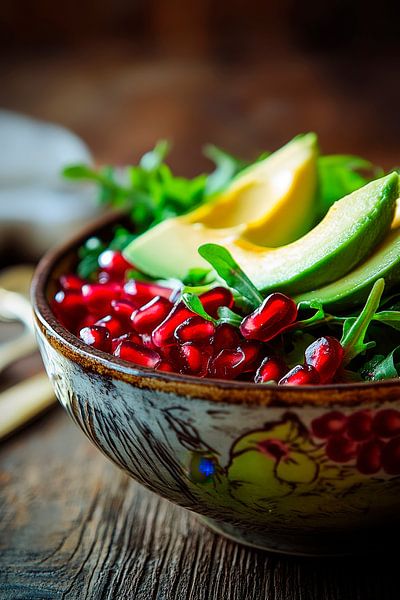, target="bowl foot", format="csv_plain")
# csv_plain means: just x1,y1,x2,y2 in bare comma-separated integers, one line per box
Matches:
198,516,393,557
